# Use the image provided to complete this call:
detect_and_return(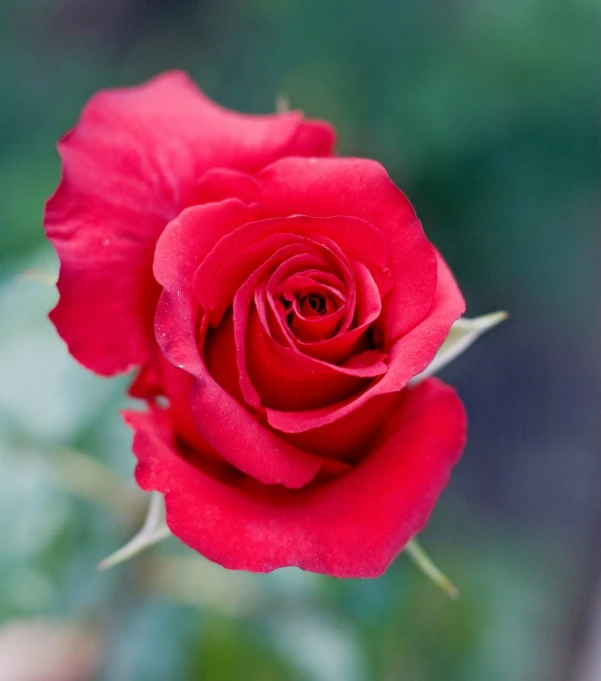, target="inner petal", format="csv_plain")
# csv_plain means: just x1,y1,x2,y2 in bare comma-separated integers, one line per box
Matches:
302,293,327,316
232,245,323,408
244,307,387,411
221,237,388,413
272,254,348,344
265,236,356,349
288,287,346,343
